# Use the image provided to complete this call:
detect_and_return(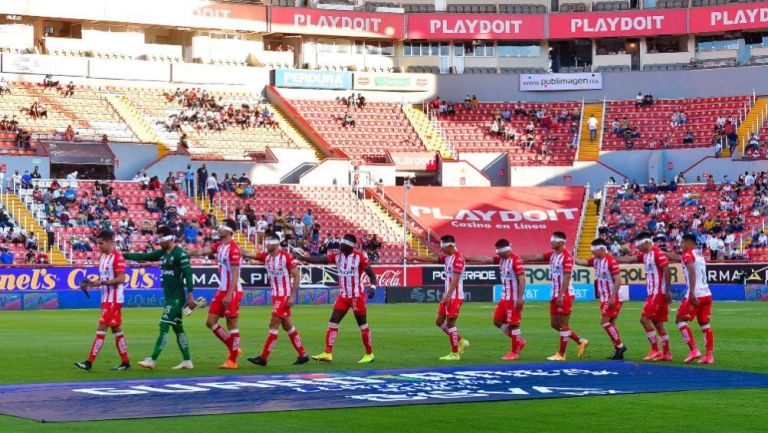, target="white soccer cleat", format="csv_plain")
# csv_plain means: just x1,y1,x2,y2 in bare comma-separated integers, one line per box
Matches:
138,357,156,370
171,360,194,370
